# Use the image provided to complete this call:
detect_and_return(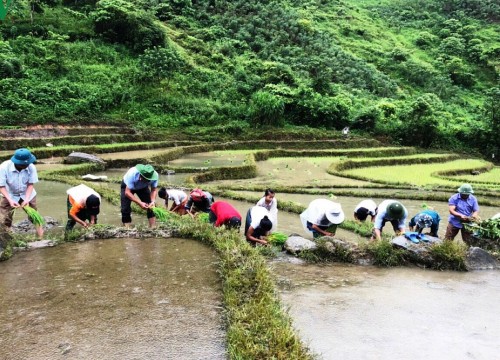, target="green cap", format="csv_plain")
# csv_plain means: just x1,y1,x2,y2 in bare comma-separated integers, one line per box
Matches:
458,184,474,194
387,201,405,219
135,164,158,181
